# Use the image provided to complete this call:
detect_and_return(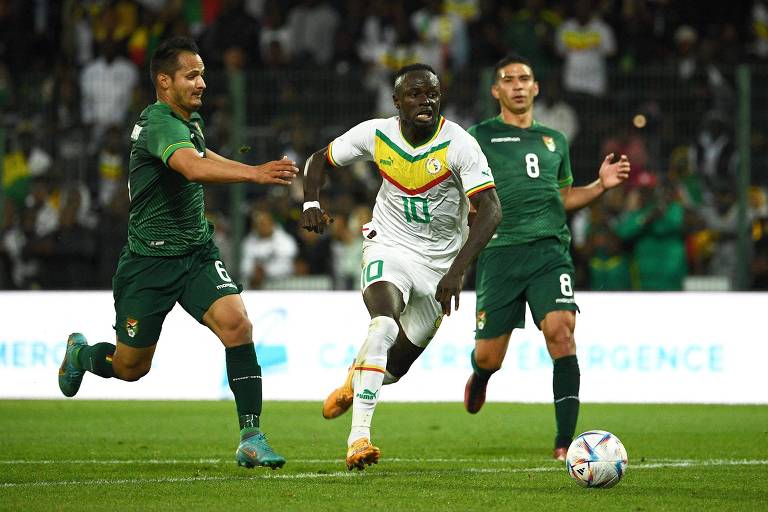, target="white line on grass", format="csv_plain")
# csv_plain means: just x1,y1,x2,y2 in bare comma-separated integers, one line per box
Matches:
1,457,765,466
0,457,531,465
1,459,767,488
